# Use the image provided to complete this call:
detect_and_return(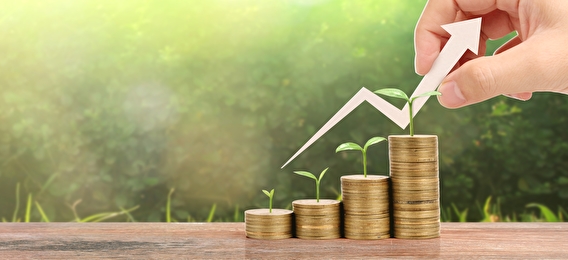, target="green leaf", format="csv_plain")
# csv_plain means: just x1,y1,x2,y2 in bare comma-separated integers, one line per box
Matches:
206,204,217,222
363,137,386,151
269,189,274,197
336,142,363,152
294,171,317,181
526,203,559,222
374,88,409,101
262,189,271,197
410,90,441,102
318,167,329,182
